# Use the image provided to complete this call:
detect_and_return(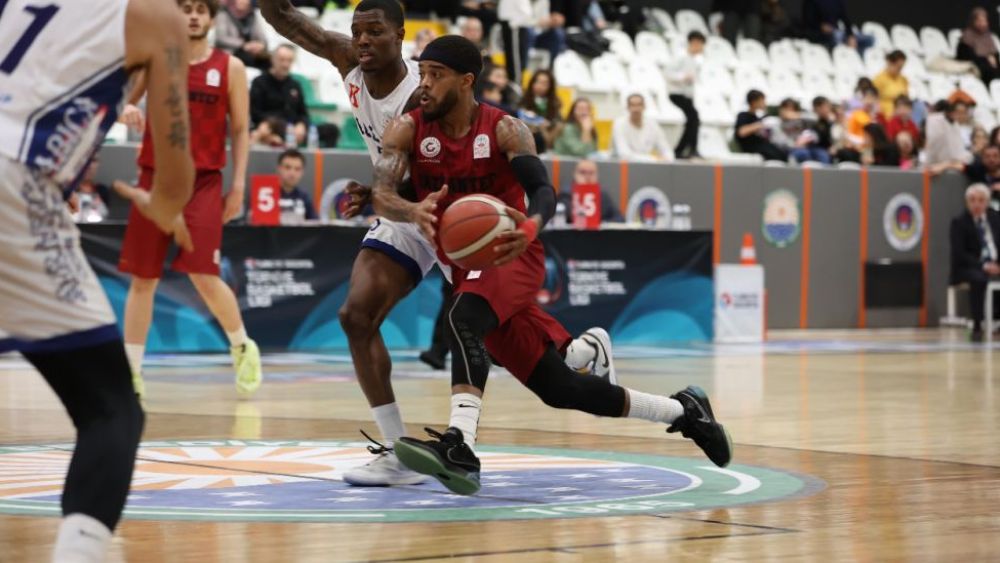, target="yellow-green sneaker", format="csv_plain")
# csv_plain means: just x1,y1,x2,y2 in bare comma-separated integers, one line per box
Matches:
232,338,262,398
131,370,145,399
